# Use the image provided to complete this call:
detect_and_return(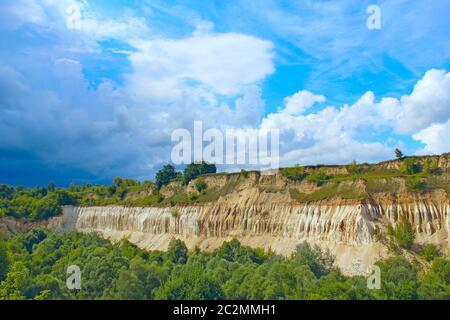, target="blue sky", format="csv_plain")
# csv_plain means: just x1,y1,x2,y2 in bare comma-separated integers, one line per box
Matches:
0,0,449,186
